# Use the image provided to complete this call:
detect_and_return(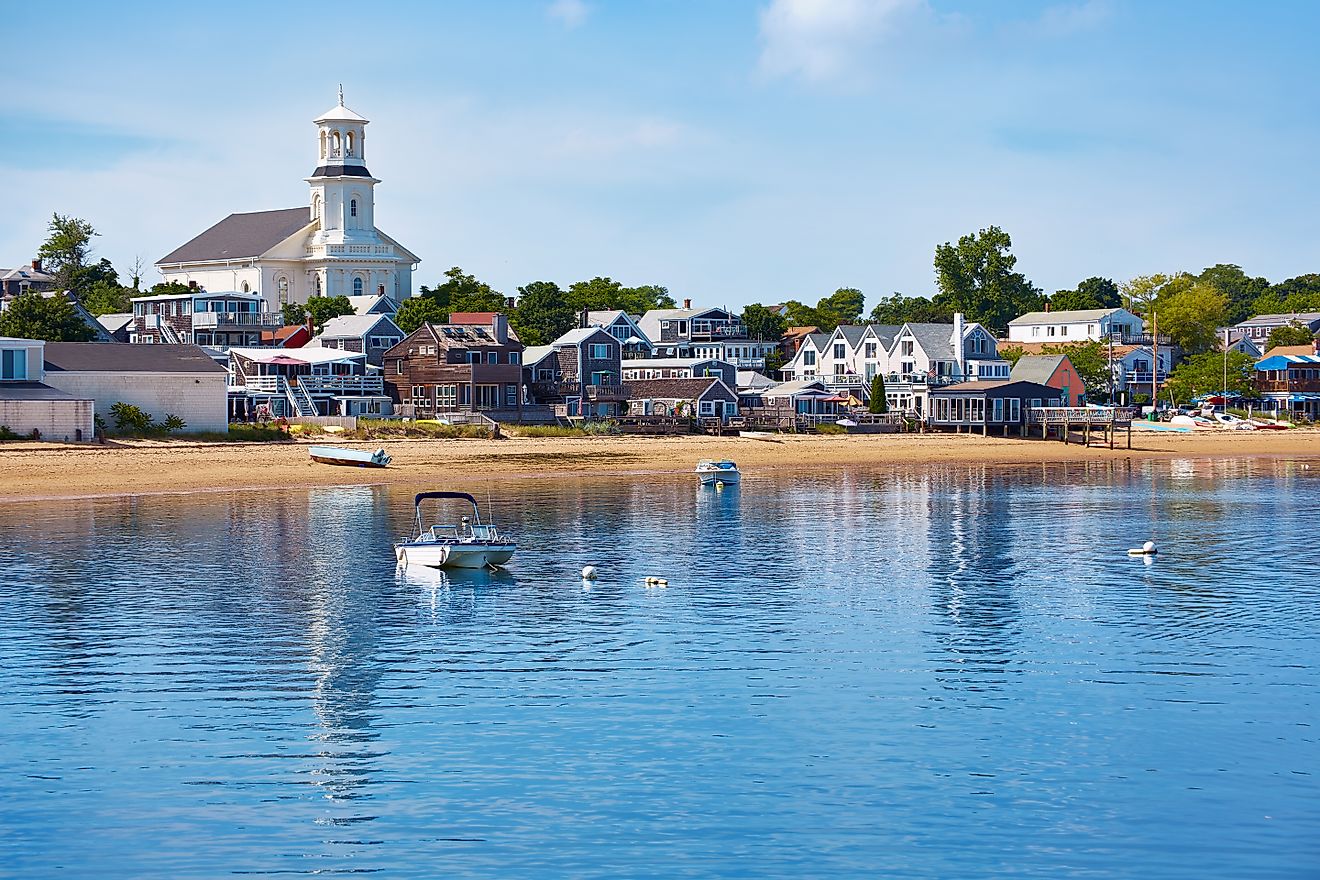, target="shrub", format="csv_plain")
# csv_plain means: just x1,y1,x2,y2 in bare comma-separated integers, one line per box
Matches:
161,414,187,434
110,401,155,435
0,425,20,441
815,423,848,435
509,425,588,438
581,419,619,435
